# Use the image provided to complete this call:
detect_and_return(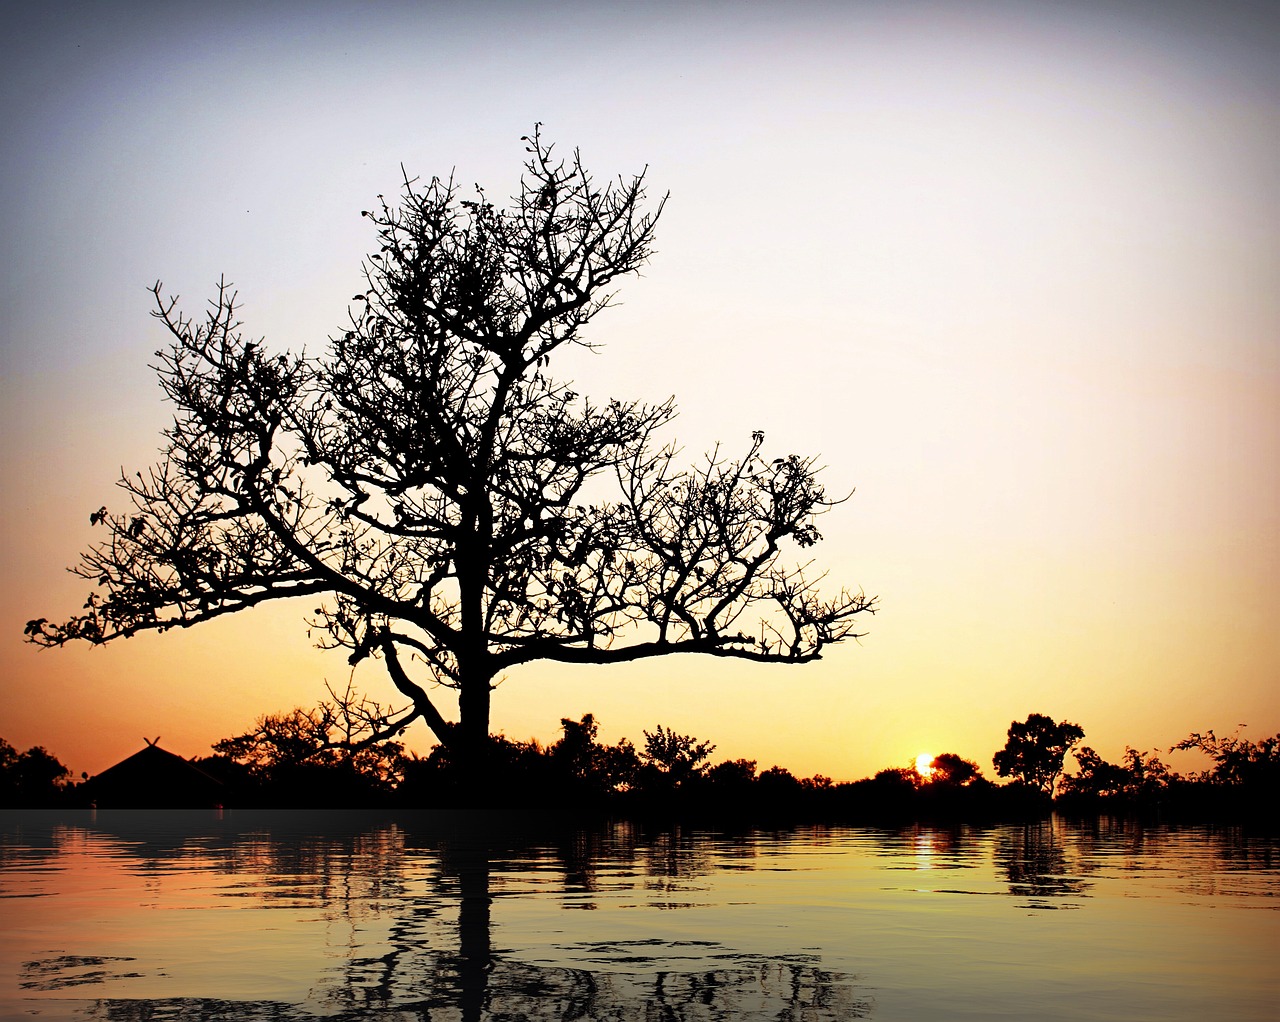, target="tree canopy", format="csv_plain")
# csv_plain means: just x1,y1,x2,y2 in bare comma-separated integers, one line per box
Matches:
0,739,72,807
992,713,1084,796
27,128,874,765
